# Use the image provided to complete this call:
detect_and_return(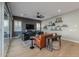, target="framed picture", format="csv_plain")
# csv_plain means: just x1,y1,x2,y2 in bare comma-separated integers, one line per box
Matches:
55,17,63,23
